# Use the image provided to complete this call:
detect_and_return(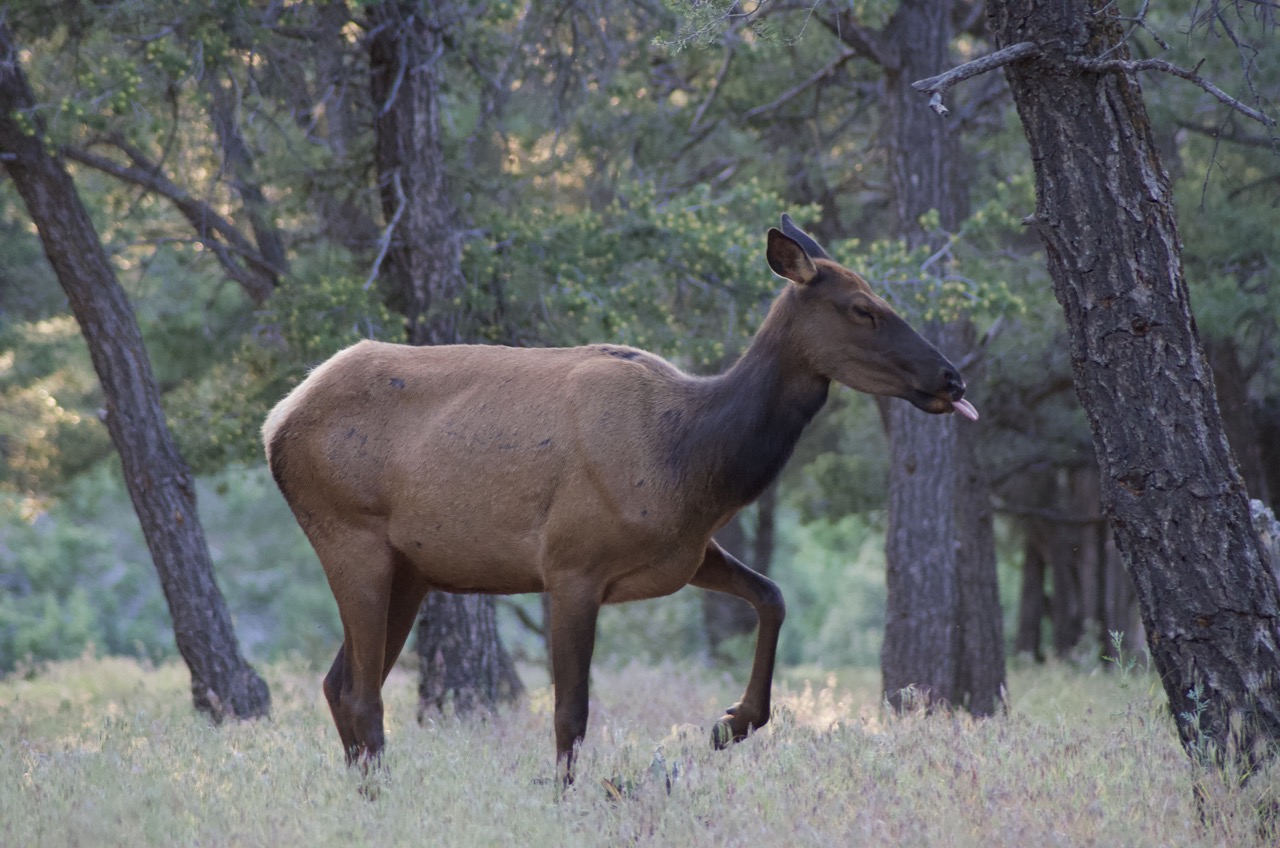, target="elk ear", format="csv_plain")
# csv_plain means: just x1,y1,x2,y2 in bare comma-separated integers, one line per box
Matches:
780,213,832,260
767,228,817,286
